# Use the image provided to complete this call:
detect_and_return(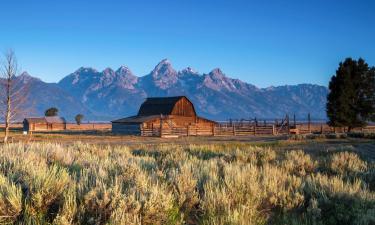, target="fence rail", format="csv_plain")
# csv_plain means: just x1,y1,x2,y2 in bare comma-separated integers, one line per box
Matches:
140,124,278,137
